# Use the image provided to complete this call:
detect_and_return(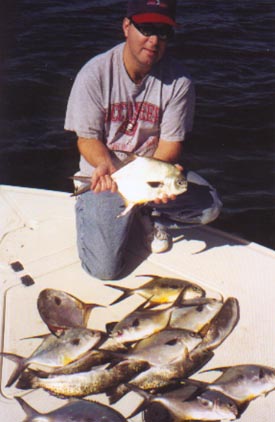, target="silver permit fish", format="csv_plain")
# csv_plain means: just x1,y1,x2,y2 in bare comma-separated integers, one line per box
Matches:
130,386,238,421
37,288,102,335
32,348,112,377
16,396,128,422
111,156,188,216
104,293,185,350
16,359,149,398
141,383,201,422
107,274,206,306
129,328,202,367
169,298,223,333
193,297,240,353
1,327,106,387
205,364,275,404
